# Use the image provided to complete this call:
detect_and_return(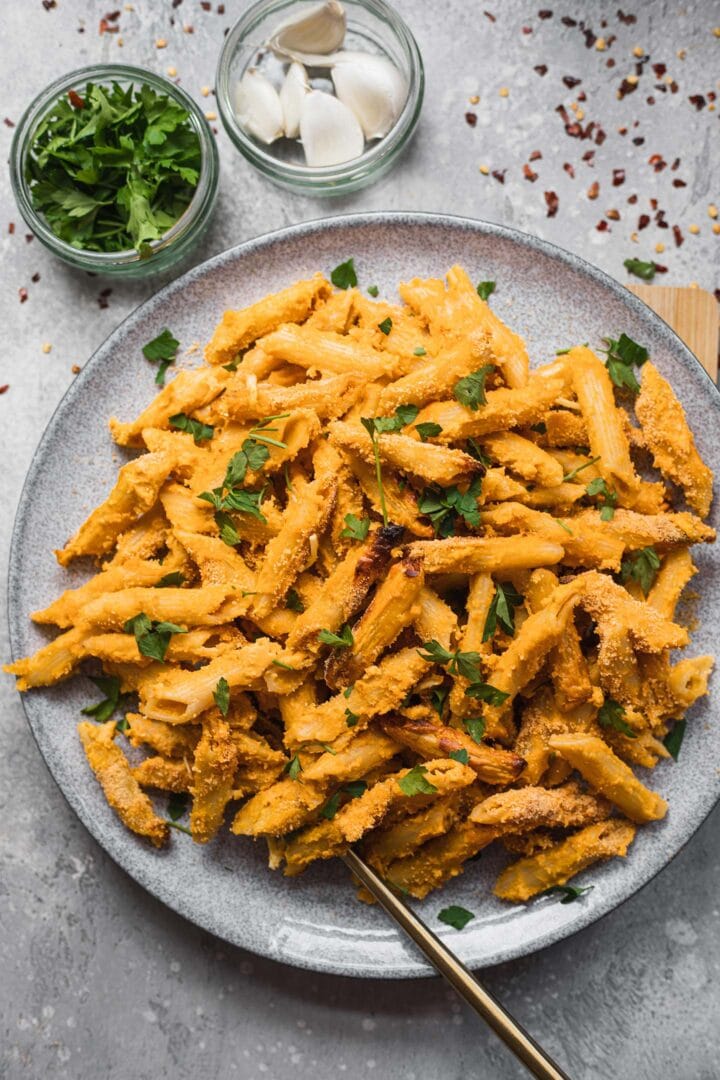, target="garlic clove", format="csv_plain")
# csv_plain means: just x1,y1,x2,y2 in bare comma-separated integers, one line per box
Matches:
280,62,310,139
235,68,285,144
331,51,406,139
270,0,346,59
299,89,364,166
